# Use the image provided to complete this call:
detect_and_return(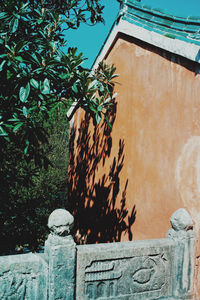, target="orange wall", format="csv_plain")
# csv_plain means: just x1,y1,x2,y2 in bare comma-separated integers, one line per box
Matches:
69,33,200,242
